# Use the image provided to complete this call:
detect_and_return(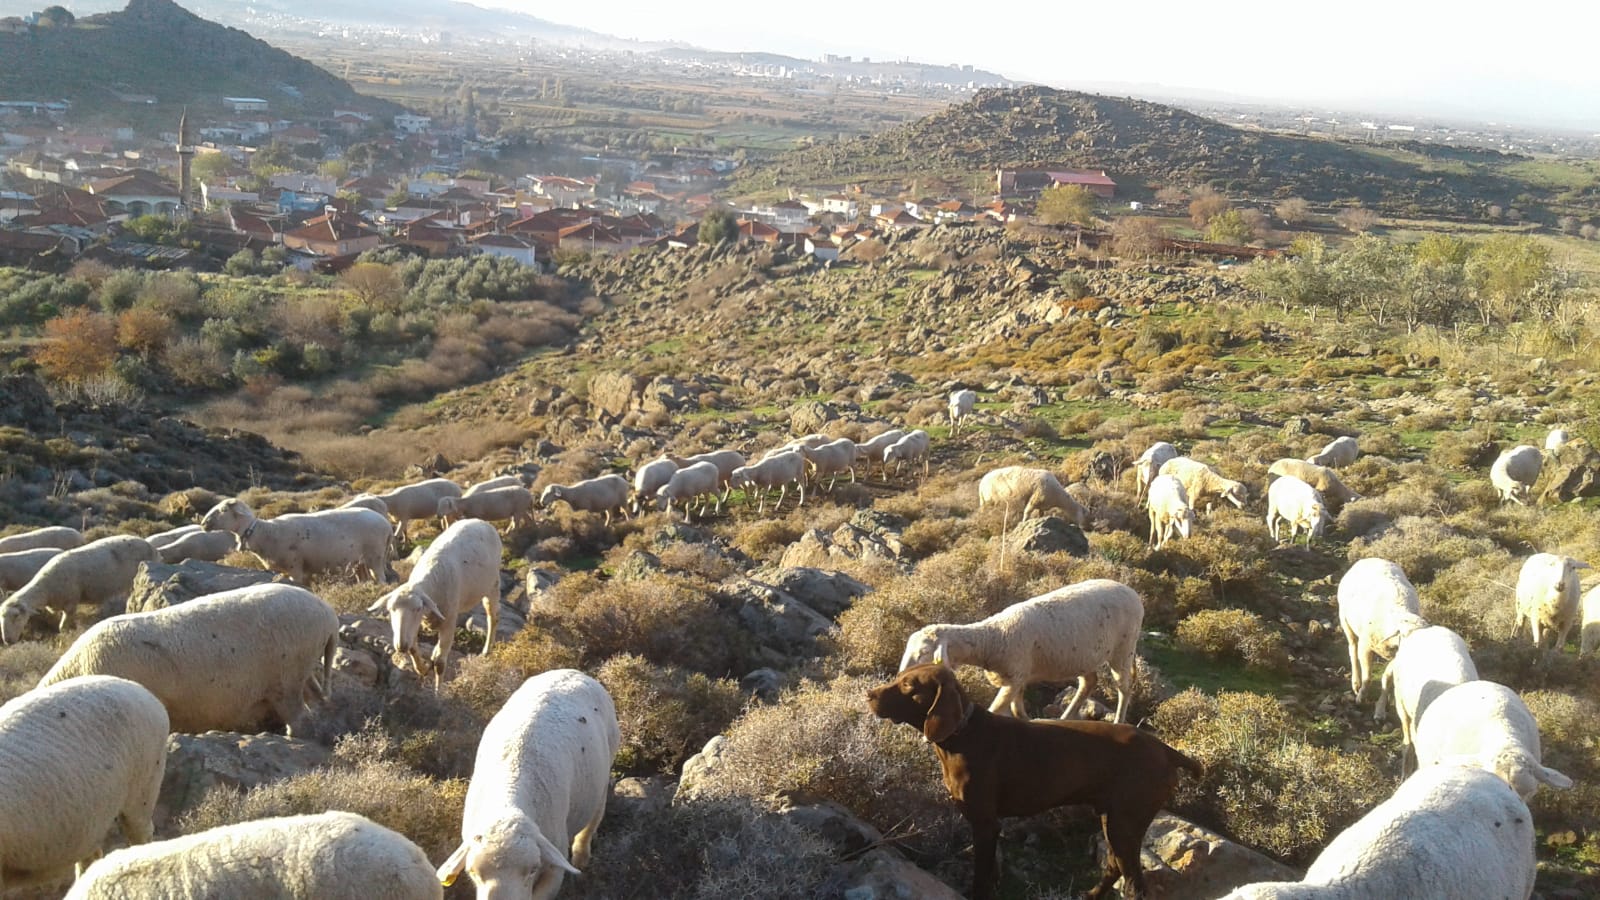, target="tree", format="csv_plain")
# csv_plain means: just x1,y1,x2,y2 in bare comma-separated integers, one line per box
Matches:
123,215,173,243
1275,197,1311,225
1465,234,1553,326
385,187,411,208
249,142,295,177
1110,216,1166,260
116,307,174,358
339,262,404,311
1188,186,1228,228
35,5,72,26
1035,184,1096,227
191,152,232,185
1331,234,1404,325
1582,224,1598,241
1334,207,1379,234
33,309,117,383
699,209,736,246
1397,234,1469,332
1204,209,1252,245
1558,215,1581,235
